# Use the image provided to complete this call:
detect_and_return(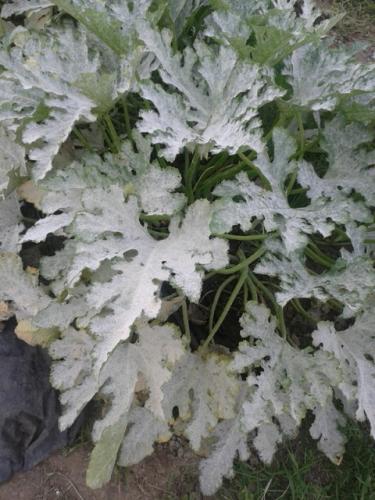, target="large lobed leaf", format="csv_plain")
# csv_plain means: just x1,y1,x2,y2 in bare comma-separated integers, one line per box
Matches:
313,303,375,439
0,6,148,179
284,42,375,111
255,238,375,316
212,128,371,253
298,116,375,207
137,23,284,160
